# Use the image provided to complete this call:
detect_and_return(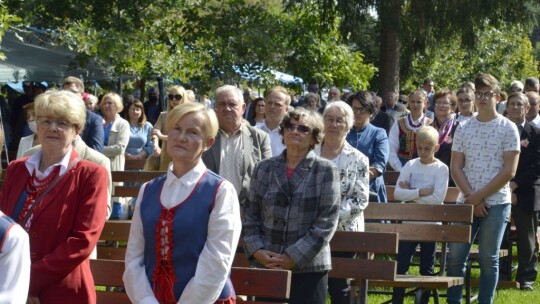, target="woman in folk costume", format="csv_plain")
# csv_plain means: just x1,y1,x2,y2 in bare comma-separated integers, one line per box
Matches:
0,90,109,303
123,102,242,304
388,90,433,171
